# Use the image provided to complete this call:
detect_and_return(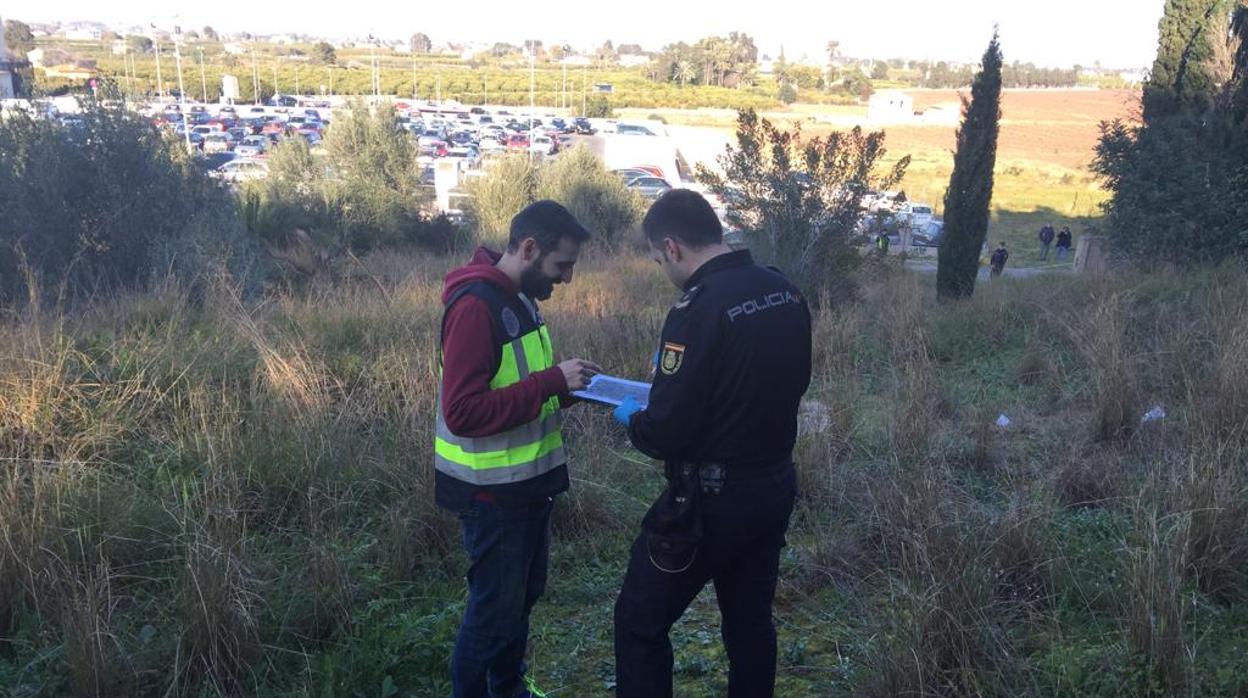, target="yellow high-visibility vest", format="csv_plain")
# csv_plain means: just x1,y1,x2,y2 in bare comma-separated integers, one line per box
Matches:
435,287,565,486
